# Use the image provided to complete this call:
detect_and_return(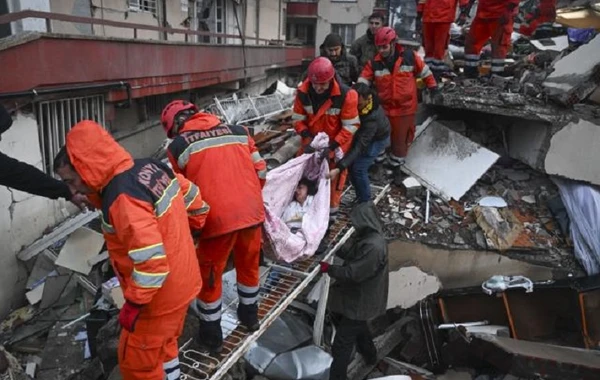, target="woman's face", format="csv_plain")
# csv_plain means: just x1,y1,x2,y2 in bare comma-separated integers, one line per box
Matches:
295,183,308,204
